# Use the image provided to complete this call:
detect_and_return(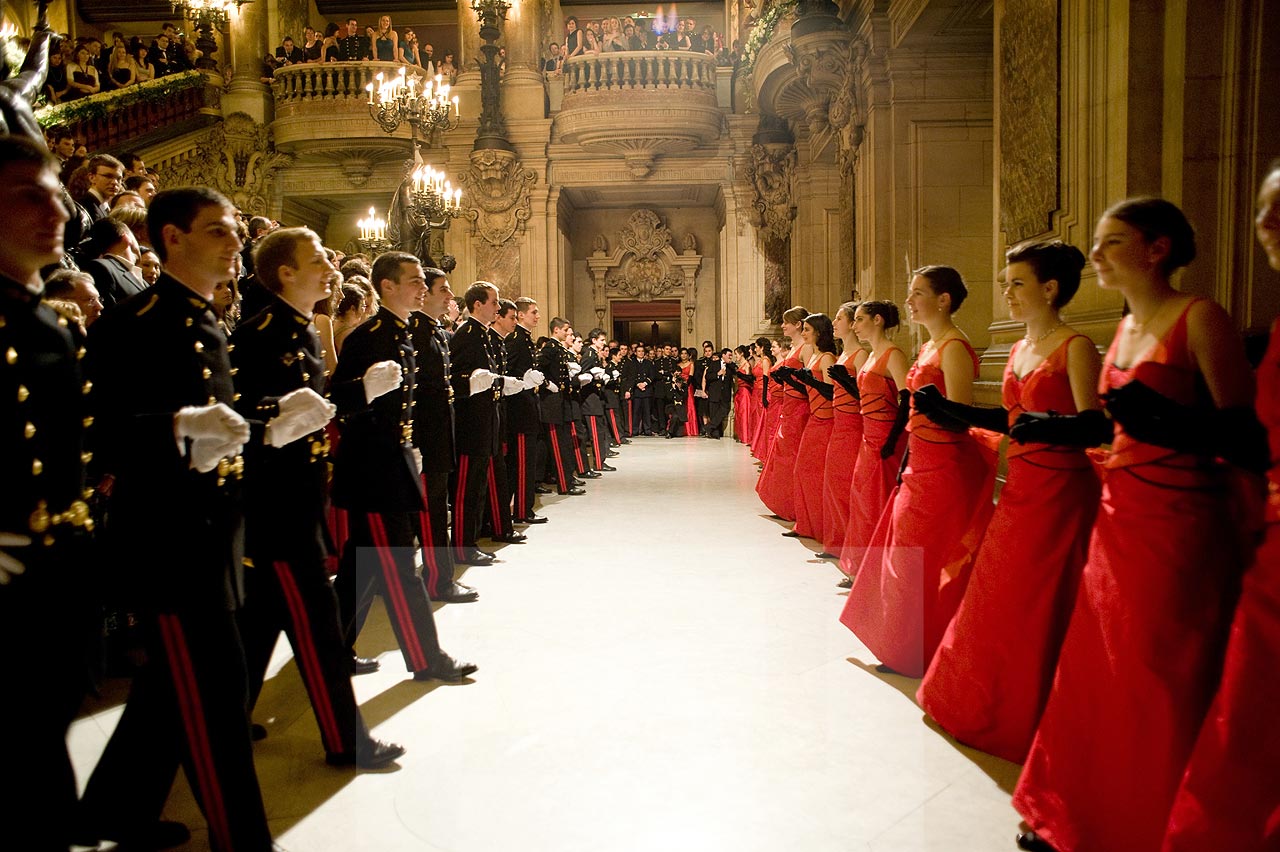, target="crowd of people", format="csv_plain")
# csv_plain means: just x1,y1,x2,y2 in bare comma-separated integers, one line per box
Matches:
543,15,738,76
263,17,457,85
738,169,1280,852
41,22,202,104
